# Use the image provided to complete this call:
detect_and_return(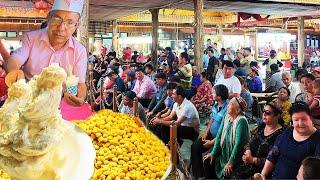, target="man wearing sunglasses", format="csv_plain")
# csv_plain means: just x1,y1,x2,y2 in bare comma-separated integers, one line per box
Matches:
4,0,87,106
